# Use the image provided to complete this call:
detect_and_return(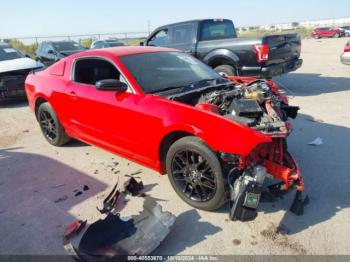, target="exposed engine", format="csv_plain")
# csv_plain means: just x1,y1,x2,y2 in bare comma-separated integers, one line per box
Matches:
166,77,306,222
168,79,299,138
